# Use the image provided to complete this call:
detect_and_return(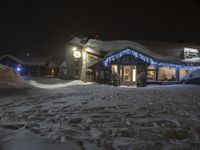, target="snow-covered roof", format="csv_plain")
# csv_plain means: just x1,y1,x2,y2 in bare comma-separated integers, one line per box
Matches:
84,39,184,62
69,37,200,64
60,61,68,68
47,59,62,68
83,39,200,63
0,55,24,65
